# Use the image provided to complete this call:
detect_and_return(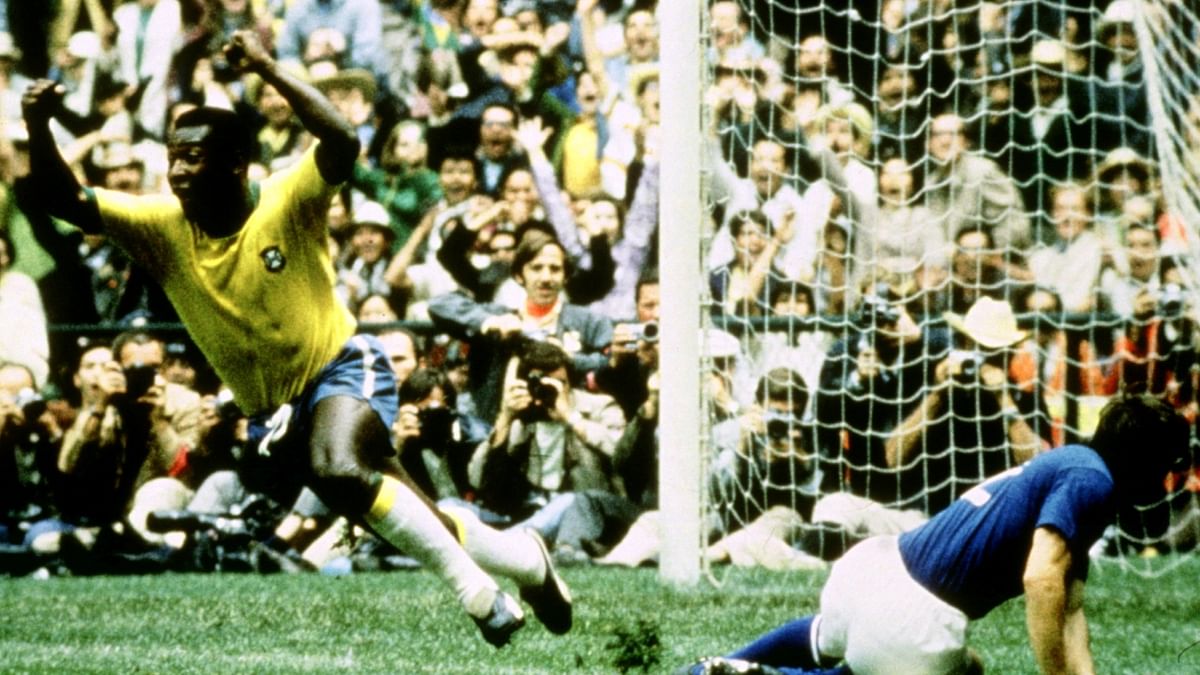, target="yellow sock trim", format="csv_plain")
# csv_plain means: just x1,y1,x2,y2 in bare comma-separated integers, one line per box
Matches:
440,507,469,547
367,476,400,523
